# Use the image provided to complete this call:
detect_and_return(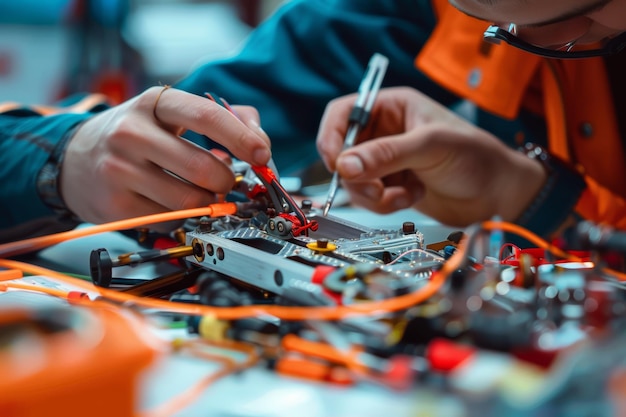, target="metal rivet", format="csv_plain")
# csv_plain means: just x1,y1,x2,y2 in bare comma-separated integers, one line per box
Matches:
468,68,482,88
579,122,593,138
